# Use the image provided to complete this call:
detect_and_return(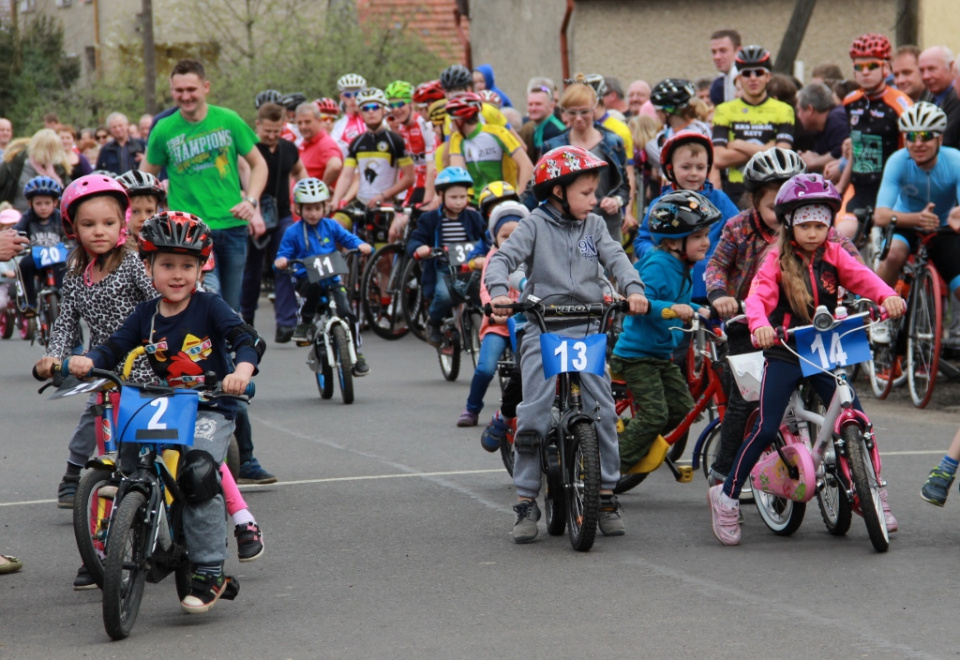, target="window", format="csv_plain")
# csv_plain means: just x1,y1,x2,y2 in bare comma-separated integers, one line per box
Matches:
56,0,72,6
19,0,36,12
